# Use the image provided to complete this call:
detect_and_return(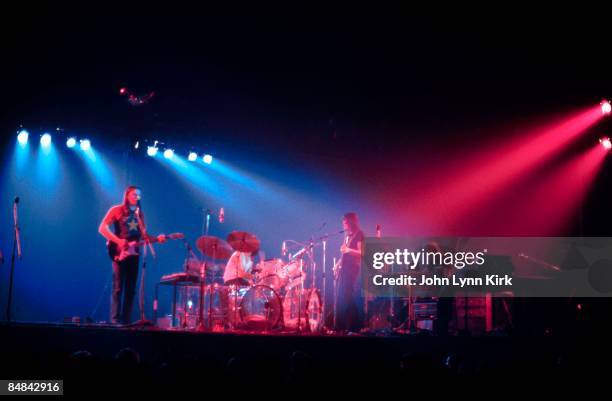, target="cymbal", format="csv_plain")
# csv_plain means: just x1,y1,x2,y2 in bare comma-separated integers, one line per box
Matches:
227,231,260,253
196,236,233,260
